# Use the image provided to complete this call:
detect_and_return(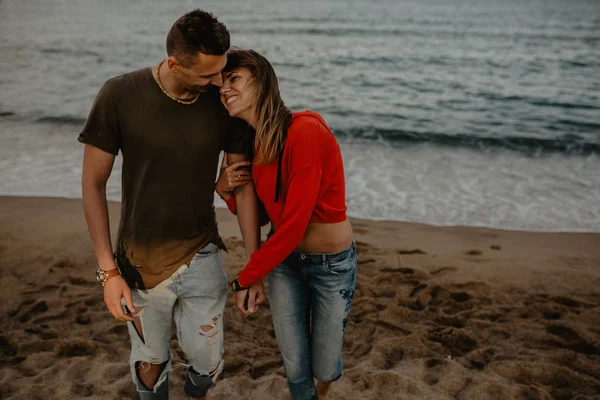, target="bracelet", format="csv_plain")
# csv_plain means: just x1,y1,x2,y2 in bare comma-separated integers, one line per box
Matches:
230,278,248,292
